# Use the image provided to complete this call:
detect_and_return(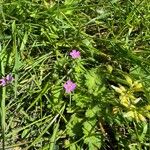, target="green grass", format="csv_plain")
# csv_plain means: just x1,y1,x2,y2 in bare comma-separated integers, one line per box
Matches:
0,0,150,149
